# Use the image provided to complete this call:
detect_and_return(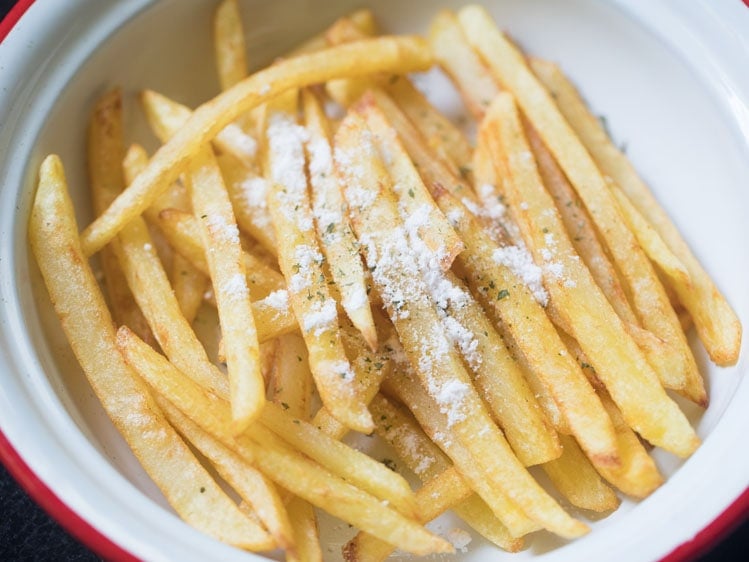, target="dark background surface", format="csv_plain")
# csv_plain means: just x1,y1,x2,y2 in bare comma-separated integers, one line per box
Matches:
0,0,747,560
